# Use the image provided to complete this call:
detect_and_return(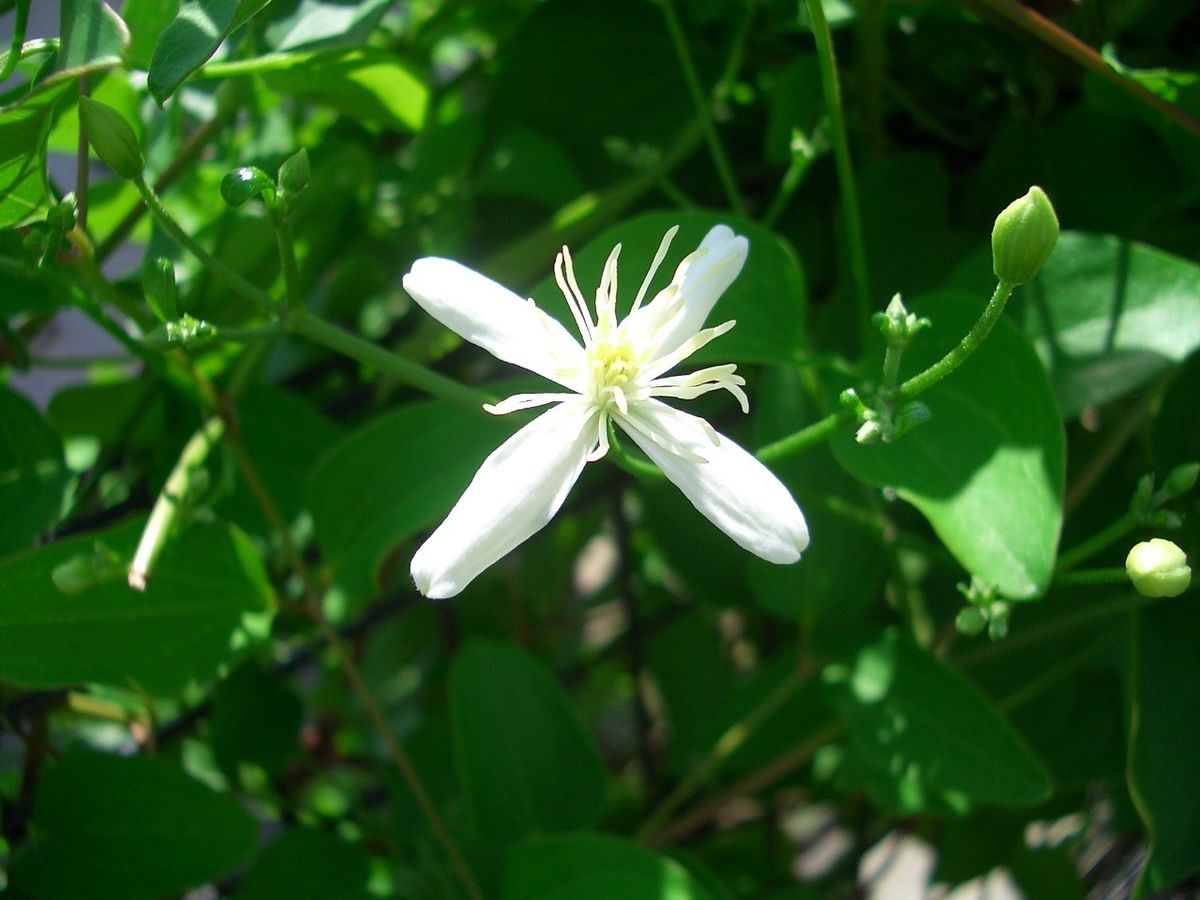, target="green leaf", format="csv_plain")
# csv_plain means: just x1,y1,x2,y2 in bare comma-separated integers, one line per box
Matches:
262,0,392,52
306,399,512,604
832,292,1065,599
0,384,69,559
0,518,273,694
528,210,807,366
502,833,721,900
249,47,428,132
1128,597,1200,894
236,828,373,900
1023,233,1200,418
950,232,1200,418
122,0,181,69
11,749,257,899
47,377,165,451
209,661,302,780
47,0,130,85
449,639,606,844
221,386,341,533
822,630,1051,811
0,83,68,227
147,0,273,104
